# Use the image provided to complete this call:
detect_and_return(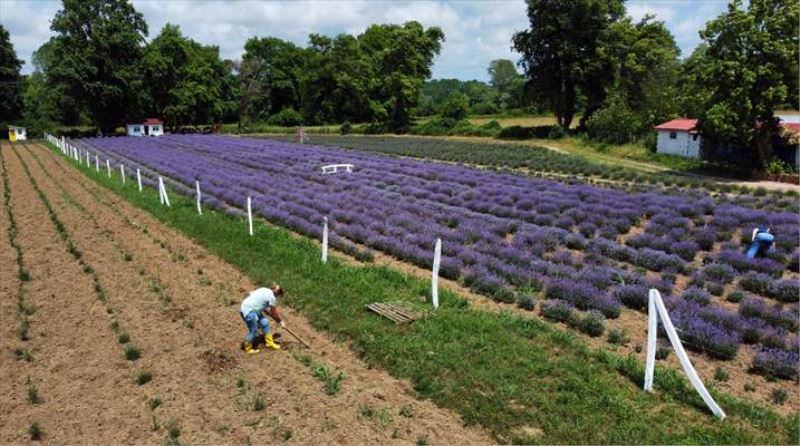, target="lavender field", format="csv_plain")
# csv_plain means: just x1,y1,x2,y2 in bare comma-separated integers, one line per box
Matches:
73,134,800,379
